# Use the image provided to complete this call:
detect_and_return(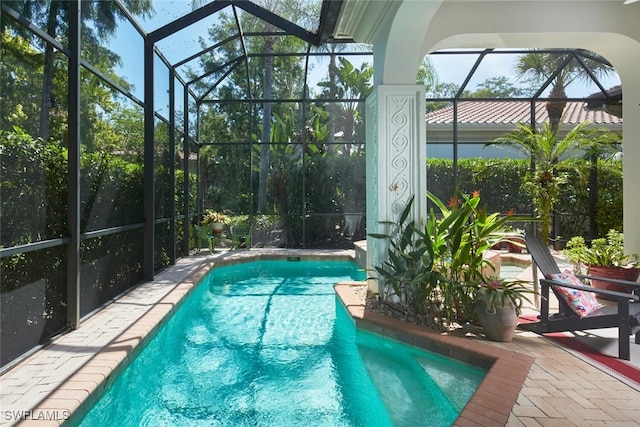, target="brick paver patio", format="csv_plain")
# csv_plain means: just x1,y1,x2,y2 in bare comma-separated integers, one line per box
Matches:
1,250,638,426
